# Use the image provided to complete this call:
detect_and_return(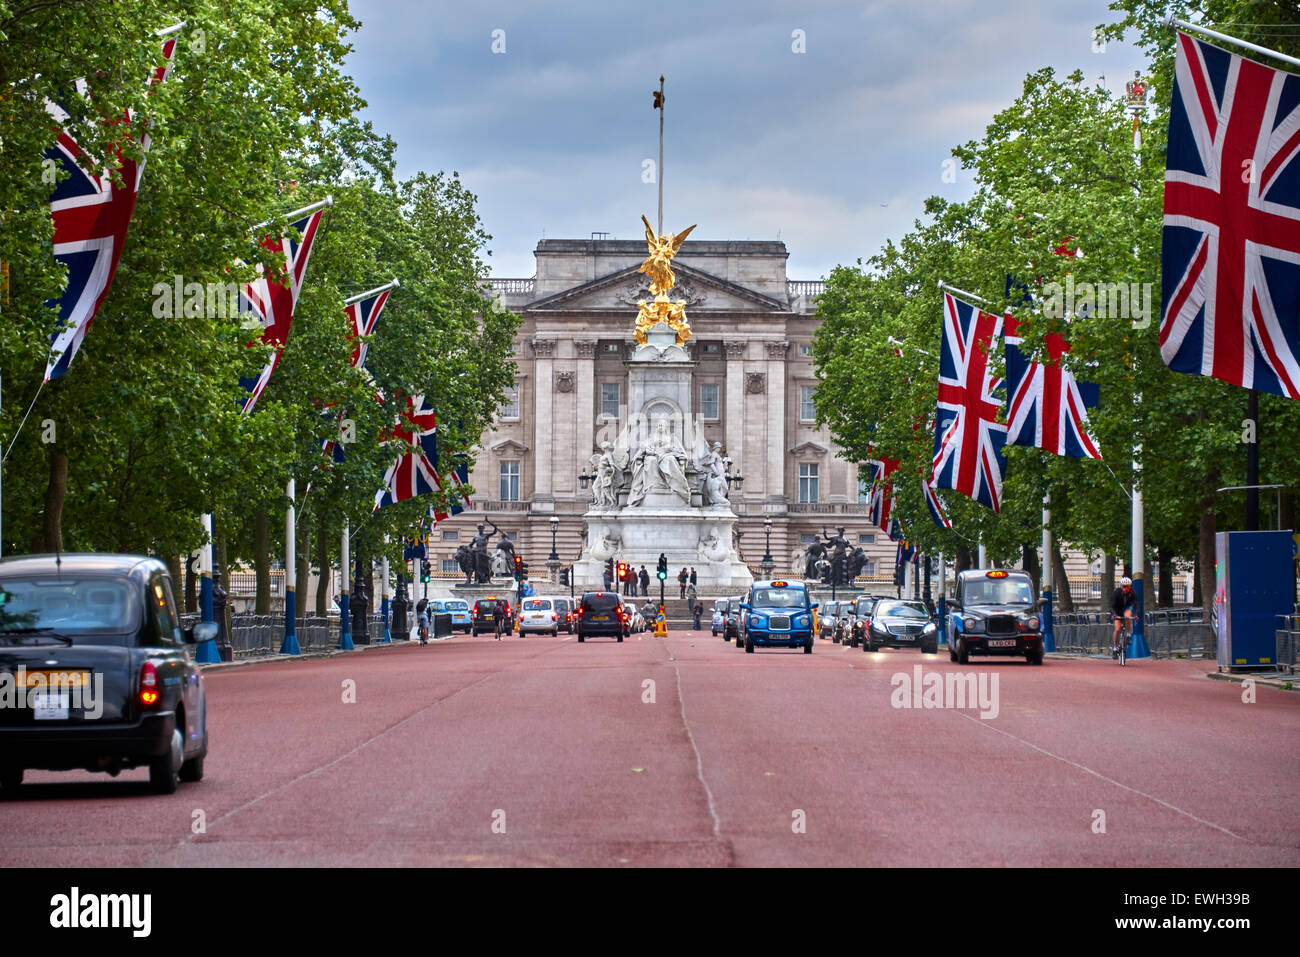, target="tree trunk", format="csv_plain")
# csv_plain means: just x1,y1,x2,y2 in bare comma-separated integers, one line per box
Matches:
184,553,198,612
41,449,68,552
1156,545,1173,607
254,506,270,615
1193,551,1202,608
955,543,972,575
1051,546,1074,612
166,554,182,595
315,520,330,616
1022,543,1041,597
1198,505,1216,617
1103,553,1116,606
295,517,311,626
